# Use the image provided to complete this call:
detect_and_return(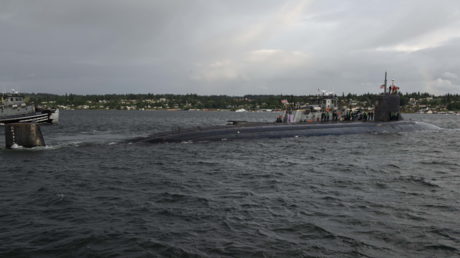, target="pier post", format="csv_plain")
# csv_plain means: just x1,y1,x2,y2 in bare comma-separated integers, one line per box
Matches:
5,123,46,148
